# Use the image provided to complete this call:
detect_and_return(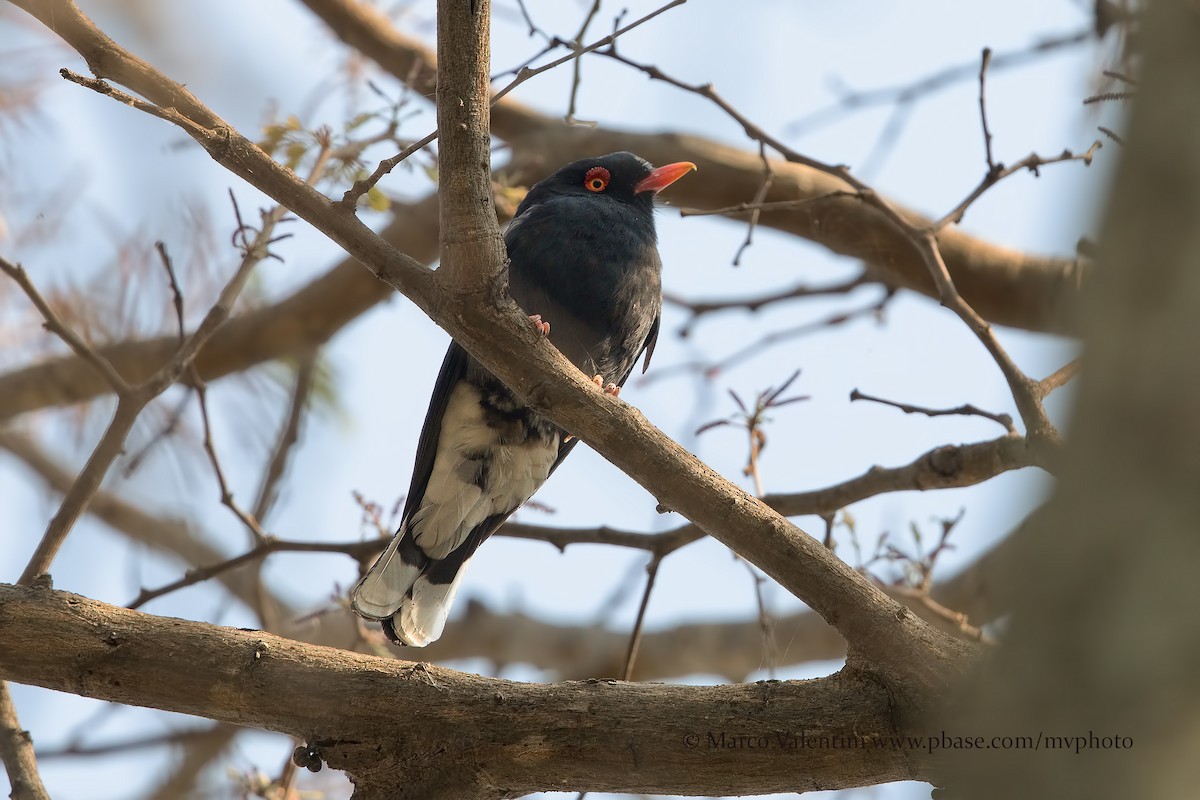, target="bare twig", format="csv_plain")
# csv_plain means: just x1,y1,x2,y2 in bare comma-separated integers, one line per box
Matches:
1037,358,1081,397
785,29,1092,138
498,520,704,557
597,49,842,176
36,726,227,759
732,142,775,266
1082,90,1136,105
252,352,317,522
127,519,706,612
933,142,1102,231
622,556,663,681
850,388,1016,434
0,683,49,800
664,269,872,335
564,0,602,127
0,256,131,395
696,371,809,496
490,0,687,106
155,241,186,342
1097,126,1125,146
186,194,299,546
741,560,778,678
126,536,373,610
192,373,269,545
337,128,437,208
978,48,997,173
677,190,863,218
513,0,543,38
649,290,892,382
